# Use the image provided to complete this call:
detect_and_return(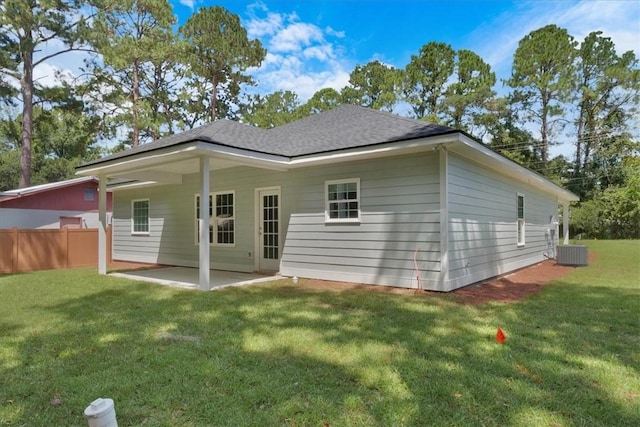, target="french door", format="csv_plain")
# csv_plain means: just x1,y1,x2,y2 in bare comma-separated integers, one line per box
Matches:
256,188,281,271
